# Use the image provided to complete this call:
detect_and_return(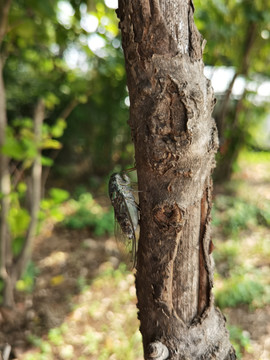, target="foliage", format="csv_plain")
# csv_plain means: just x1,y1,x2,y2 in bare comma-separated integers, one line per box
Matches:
3,119,69,252
213,194,270,235
16,261,40,293
49,0,132,179
40,188,70,224
239,150,270,164
0,116,69,304
193,0,270,180
2,0,131,189
4,0,89,115
213,240,240,277
5,0,269,185
194,0,270,72
2,118,66,167
212,152,270,314
215,271,266,309
63,192,114,236
228,325,251,359
6,187,69,262
1,0,114,305
0,114,69,303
